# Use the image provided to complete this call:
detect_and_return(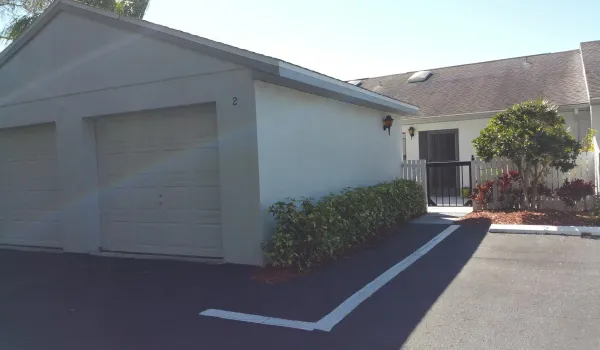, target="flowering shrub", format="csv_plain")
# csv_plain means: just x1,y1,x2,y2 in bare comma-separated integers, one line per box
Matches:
497,170,522,208
471,170,554,210
556,179,594,209
469,180,495,207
